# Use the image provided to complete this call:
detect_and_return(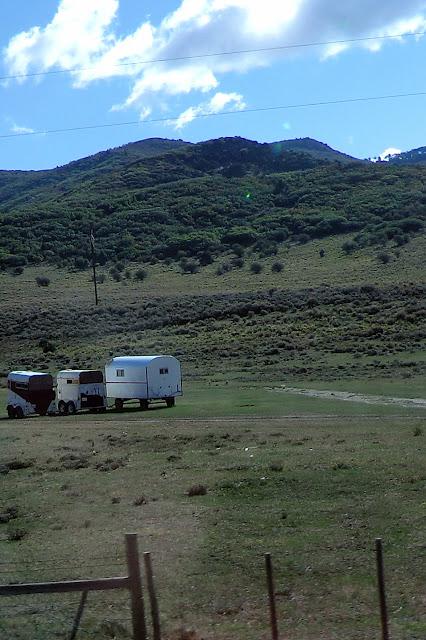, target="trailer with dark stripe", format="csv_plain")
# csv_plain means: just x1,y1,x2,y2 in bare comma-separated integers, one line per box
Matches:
7,371,55,418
